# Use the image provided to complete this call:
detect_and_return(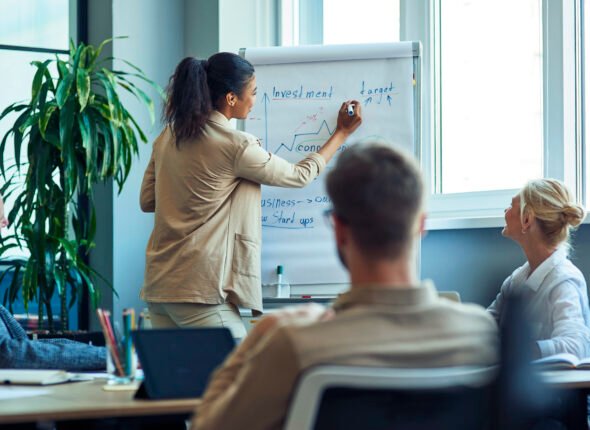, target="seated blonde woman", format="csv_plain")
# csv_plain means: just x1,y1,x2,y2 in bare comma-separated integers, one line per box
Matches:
488,178,590,359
